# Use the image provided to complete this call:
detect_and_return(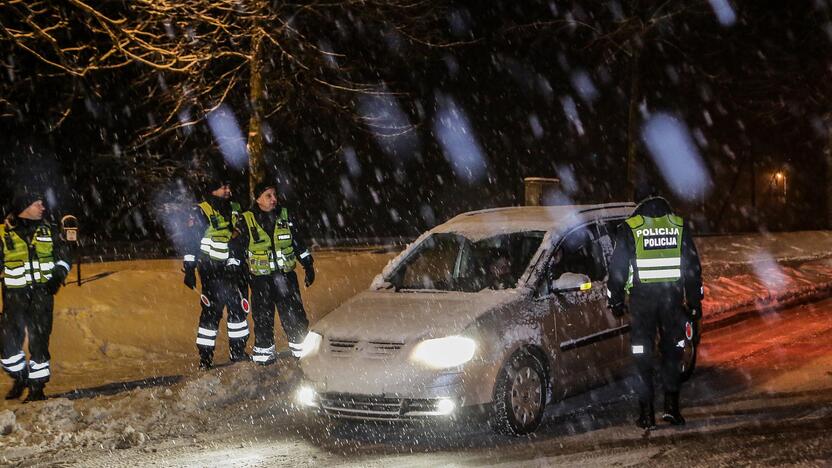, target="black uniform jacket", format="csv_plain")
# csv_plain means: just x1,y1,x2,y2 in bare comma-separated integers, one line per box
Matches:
183,196,238,271
230,205,313,274
0,216,71,285
607,197,703,308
